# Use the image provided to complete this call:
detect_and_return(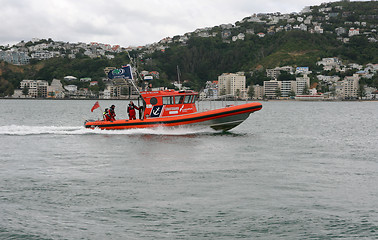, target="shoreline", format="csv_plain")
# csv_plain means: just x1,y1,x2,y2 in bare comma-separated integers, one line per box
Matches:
1,97,377,102
0,96,140,101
